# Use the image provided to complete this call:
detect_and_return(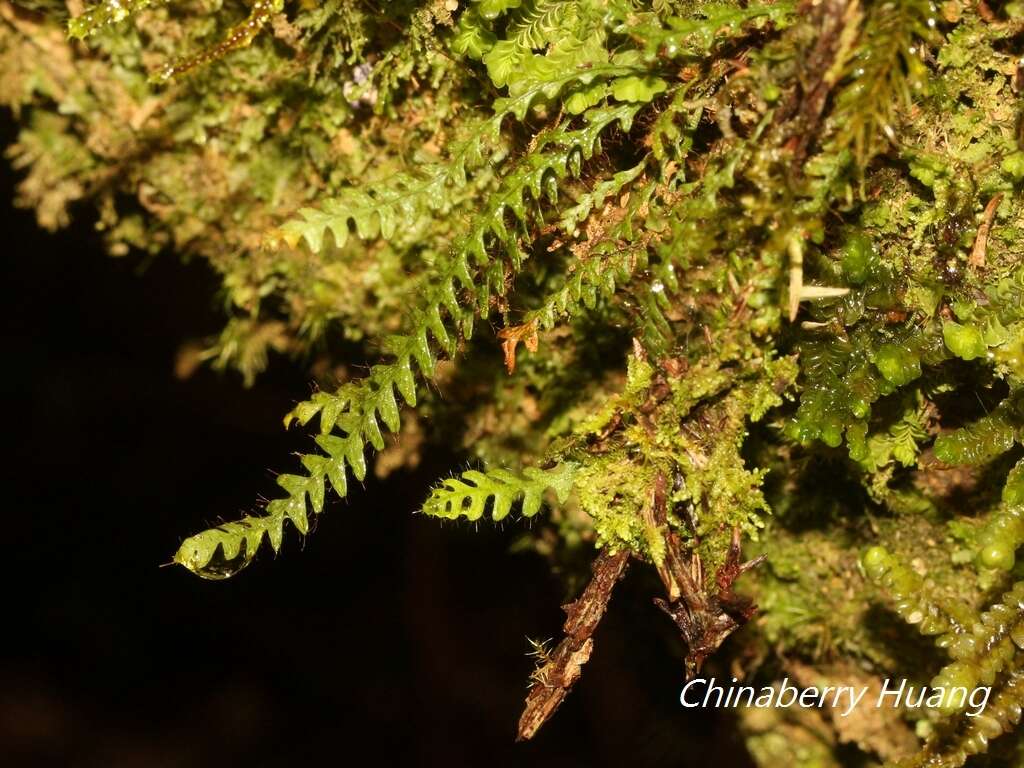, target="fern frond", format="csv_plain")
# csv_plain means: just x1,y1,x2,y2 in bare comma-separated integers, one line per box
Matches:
467,1,646,108
276,116,501,253
277,172,459,253
451,8,498,60
173,105,639,578
482,0,582,87
173,259,474,578
829,0,937,163
508,0,574,51
525,131,745,354
526,172,659,331
277,90,641,254
422,462,577,522
650,85,703,164
851,396,930,472
492,61,641,119
557,159,647,234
